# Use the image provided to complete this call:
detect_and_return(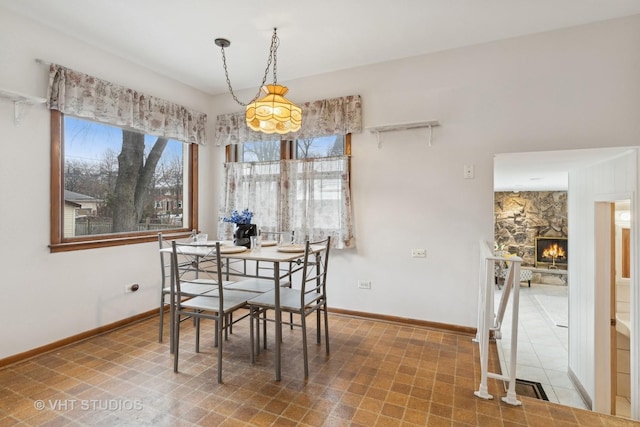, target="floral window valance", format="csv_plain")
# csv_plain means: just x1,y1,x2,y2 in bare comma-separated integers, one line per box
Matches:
214,94,361,146
47,64,208,145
